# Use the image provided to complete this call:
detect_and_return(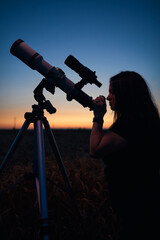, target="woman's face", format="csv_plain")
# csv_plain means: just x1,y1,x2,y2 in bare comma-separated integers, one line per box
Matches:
107,83,116,110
